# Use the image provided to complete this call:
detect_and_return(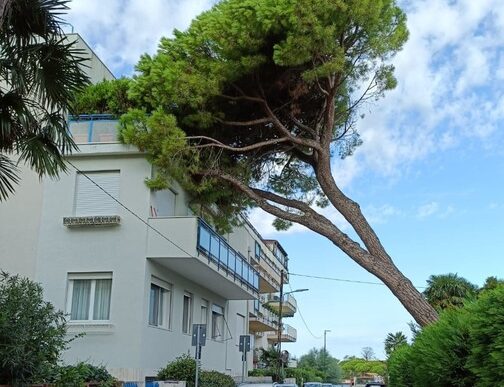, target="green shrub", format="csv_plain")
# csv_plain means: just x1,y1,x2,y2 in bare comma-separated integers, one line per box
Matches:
387,345,413,387
285,367,323,385
157,355,234,387
157,354,196,385
199,370,235,387
49,362,117,387
73,78,134,115
0,272,69,385
467,285,504,386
